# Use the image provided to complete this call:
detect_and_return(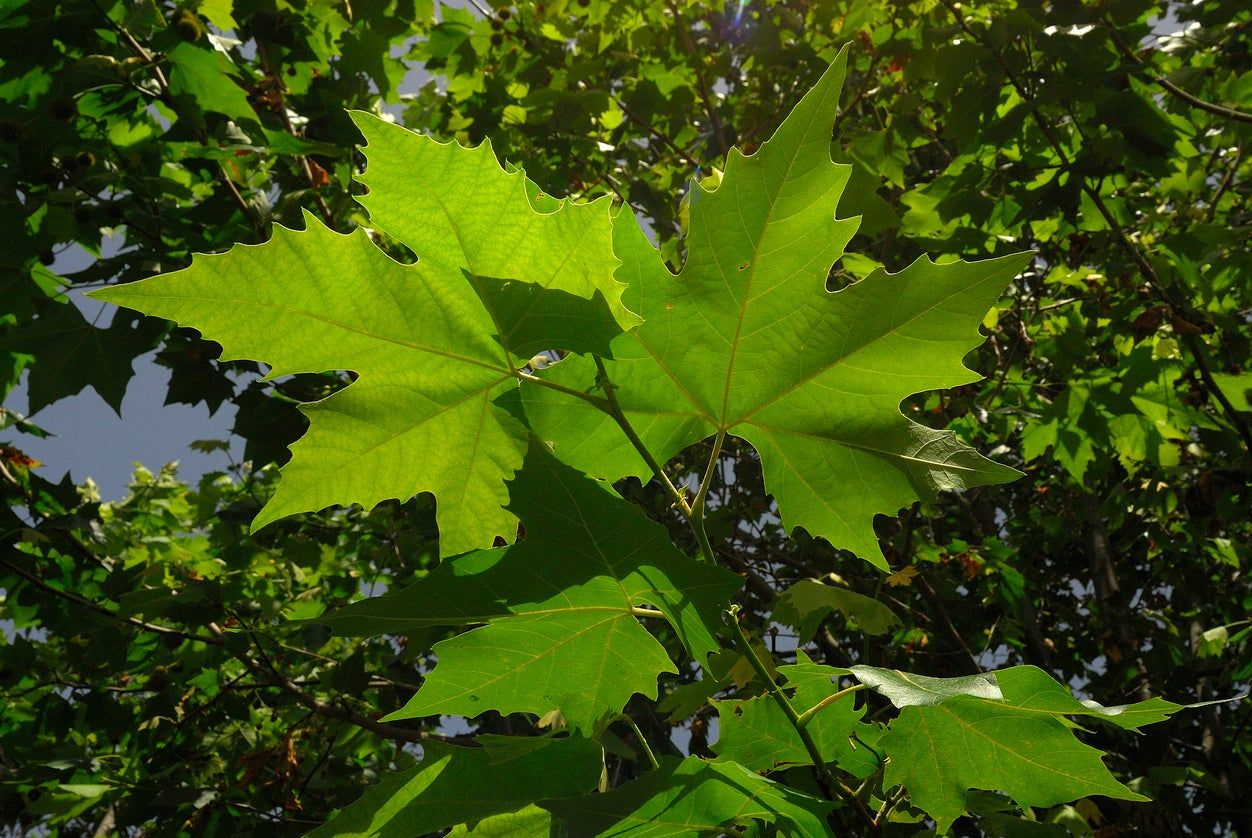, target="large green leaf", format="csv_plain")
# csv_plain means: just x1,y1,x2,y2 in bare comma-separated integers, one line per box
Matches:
90,219,524,553
855,665,1181,830
521,48,1026,567
541,757,833,837
90,114,636,554
447,805,554,837
329,443,742,732
850,665,1002,707
882,697,1148,833
307,735,601,837
5,302,159,414
350,111,639,336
